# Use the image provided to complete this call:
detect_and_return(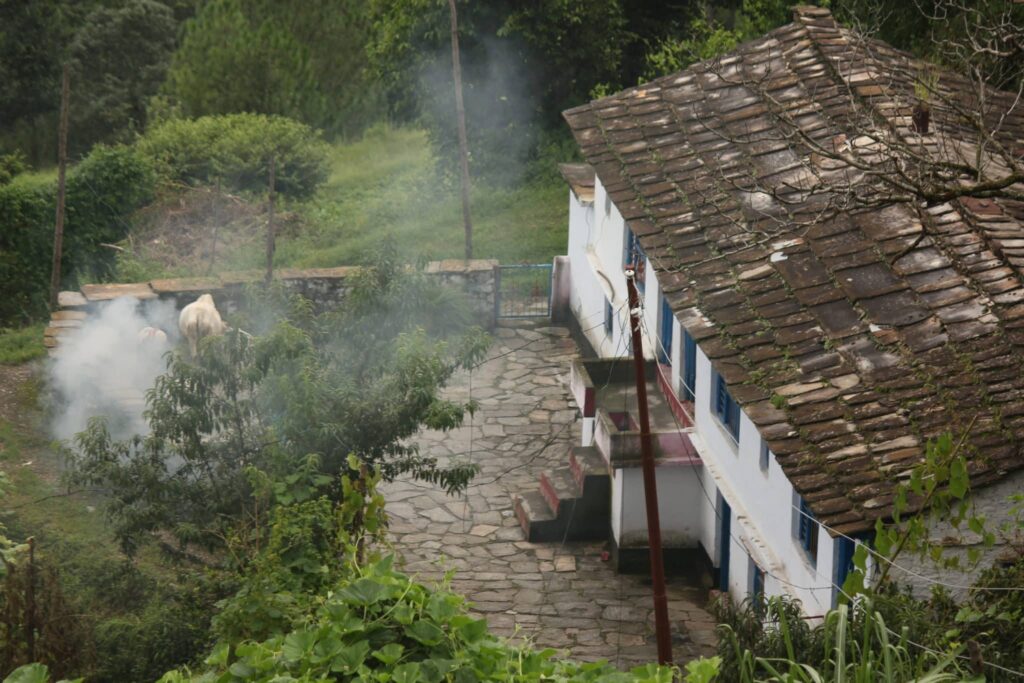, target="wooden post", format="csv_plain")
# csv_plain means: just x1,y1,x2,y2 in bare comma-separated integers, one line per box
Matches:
626,272,673,665
448,0,473,260
49,64,70,309
264,156,276,286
